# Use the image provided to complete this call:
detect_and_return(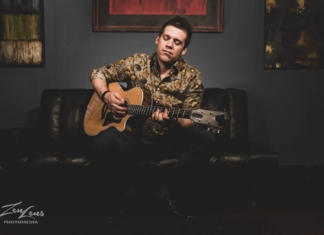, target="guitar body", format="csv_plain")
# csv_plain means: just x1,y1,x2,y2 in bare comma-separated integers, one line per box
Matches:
84,83,152,136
